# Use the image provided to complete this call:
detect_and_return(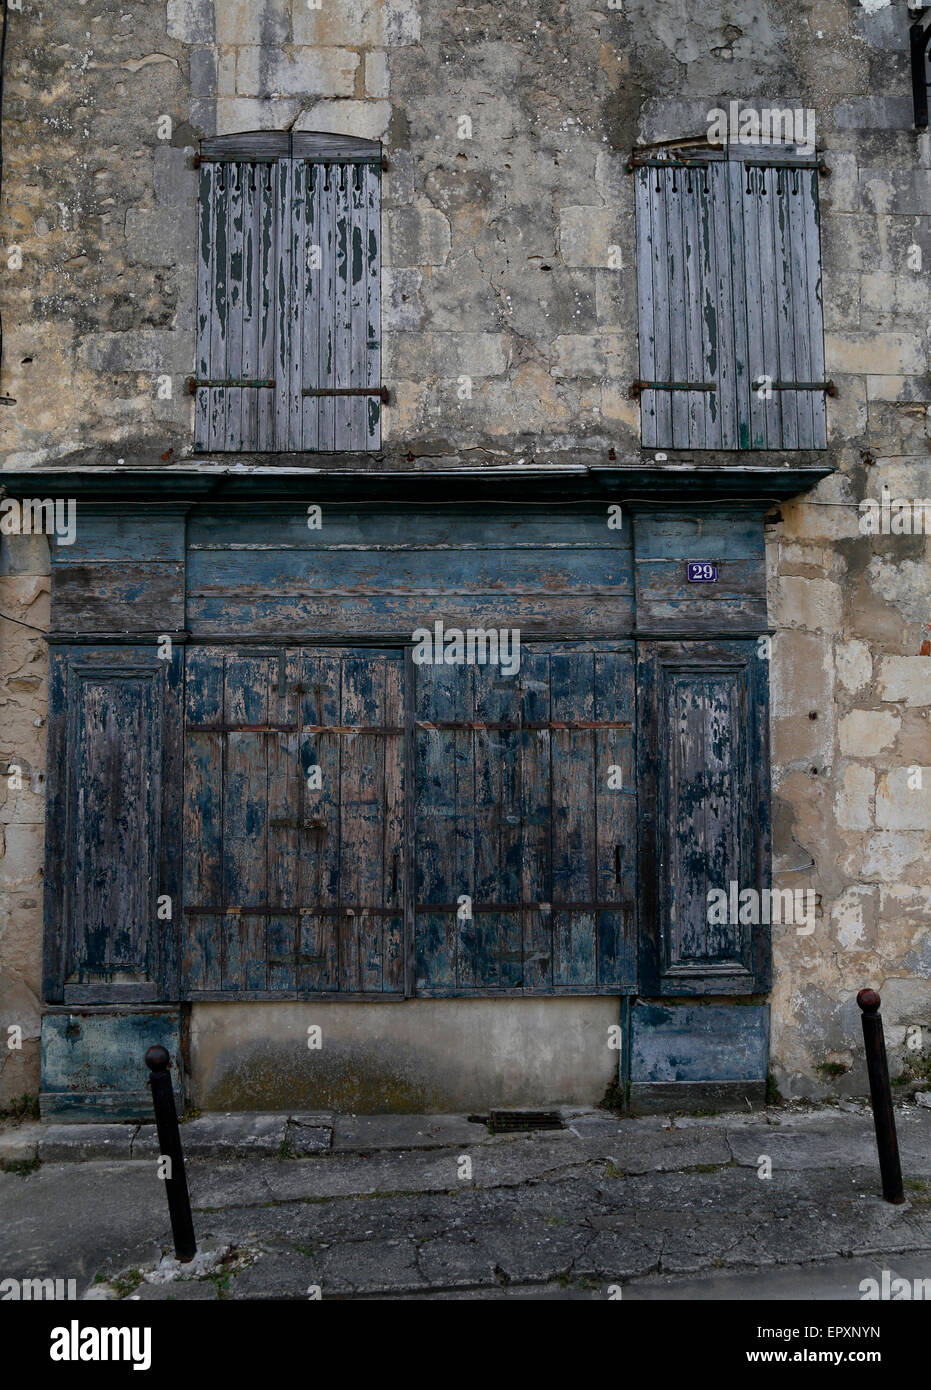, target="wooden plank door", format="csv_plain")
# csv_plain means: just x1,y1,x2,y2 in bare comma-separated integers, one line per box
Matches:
43,645,183,1004
638,639,772,995
413,642,637,995
182,646,404,997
